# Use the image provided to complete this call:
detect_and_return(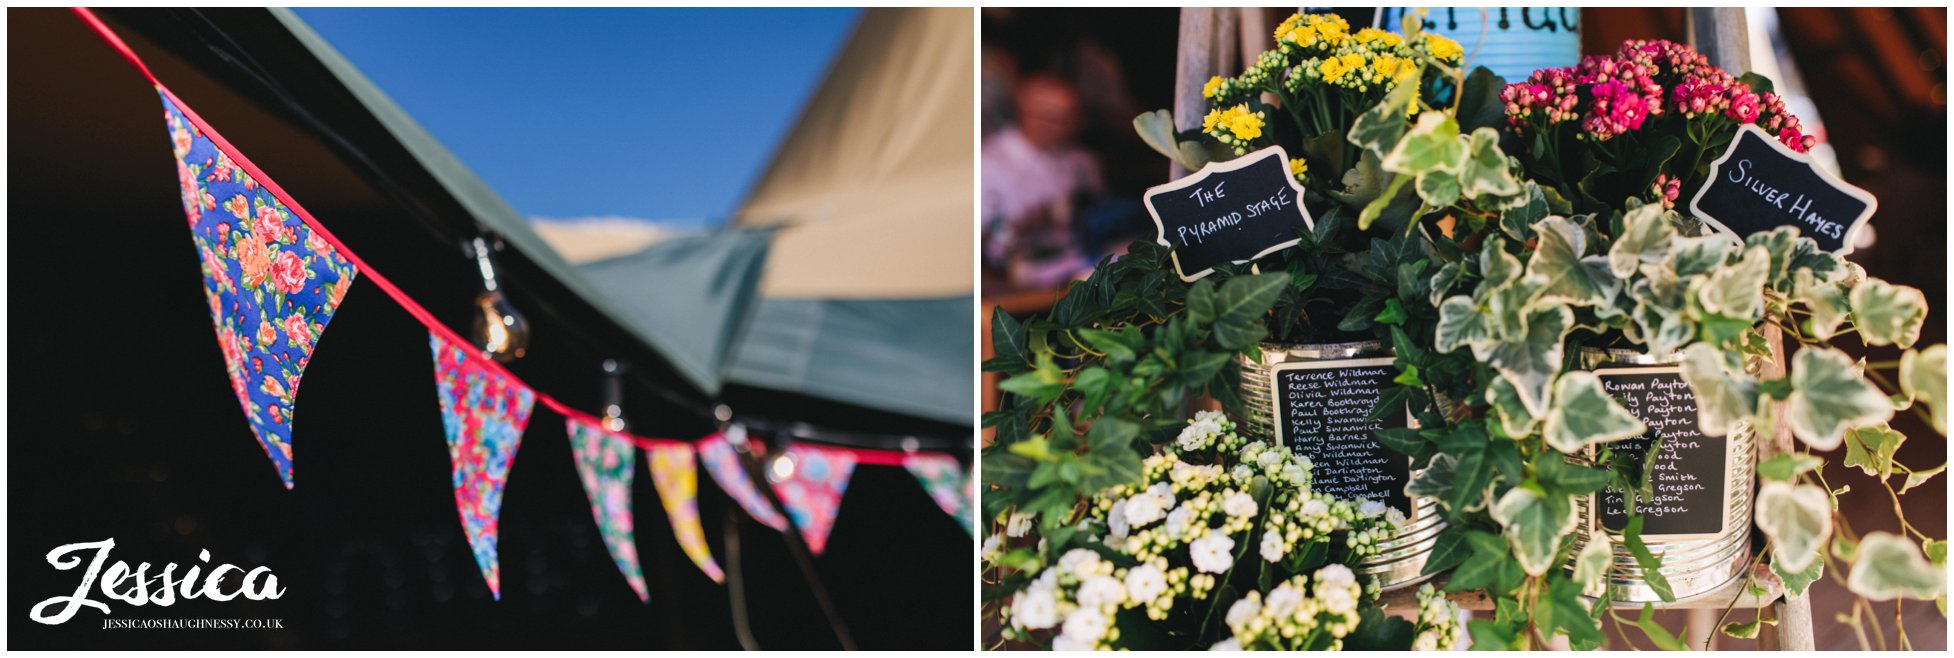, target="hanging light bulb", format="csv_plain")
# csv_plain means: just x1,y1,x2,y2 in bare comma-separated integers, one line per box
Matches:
469,236,529,363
